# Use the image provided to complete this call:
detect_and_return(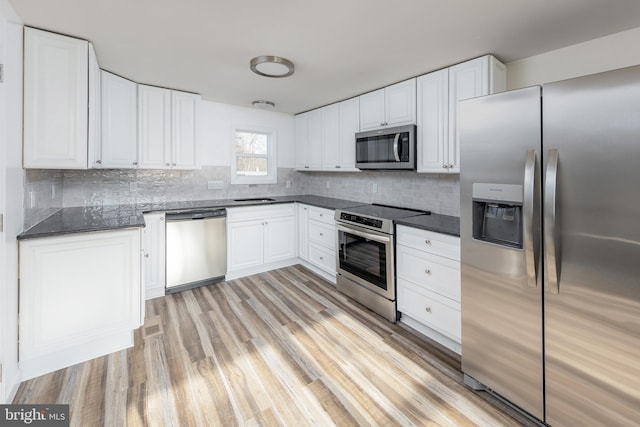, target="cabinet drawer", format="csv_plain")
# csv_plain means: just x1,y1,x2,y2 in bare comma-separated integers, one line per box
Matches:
308,207,334,225
397,280,461,342
308,243,335,275
308,220,335,249
227,203,295,222
397,244,460,301
397,225,460,261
